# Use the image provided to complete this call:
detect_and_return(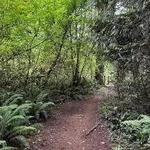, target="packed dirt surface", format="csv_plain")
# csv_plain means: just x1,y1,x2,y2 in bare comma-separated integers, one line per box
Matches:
29,95,111,150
